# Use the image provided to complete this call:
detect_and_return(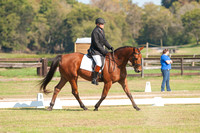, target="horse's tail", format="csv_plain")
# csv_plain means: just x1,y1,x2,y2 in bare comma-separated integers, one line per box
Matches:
40,55,62,94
